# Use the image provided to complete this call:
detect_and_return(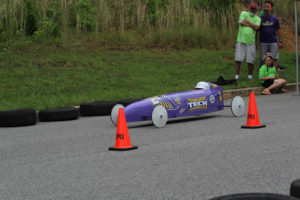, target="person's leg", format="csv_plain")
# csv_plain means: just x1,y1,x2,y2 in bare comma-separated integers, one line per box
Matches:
272,59,278,69
234,42,245,79
260,43,269,68
247,63,254,76
262,79,274,94
277,79,287,91
269,43,279,70
267,79,286,91
246,44,256,79
259,59,263,68
235,61,242,78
